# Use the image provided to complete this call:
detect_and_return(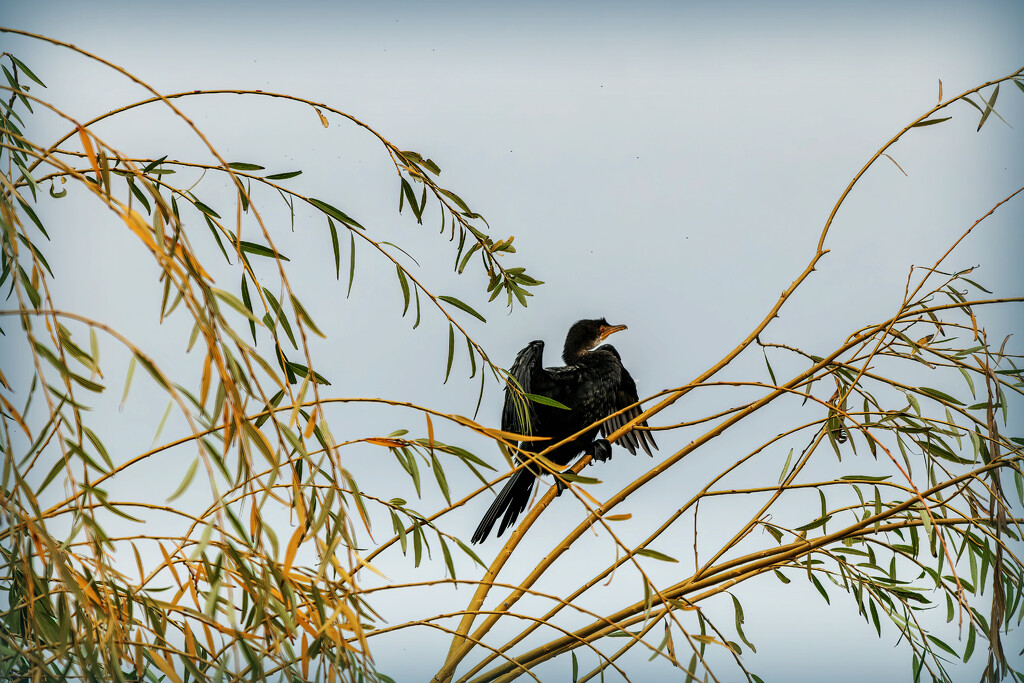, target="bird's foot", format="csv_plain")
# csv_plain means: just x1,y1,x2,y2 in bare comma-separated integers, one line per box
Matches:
554,478,567,496
591,439,612,463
